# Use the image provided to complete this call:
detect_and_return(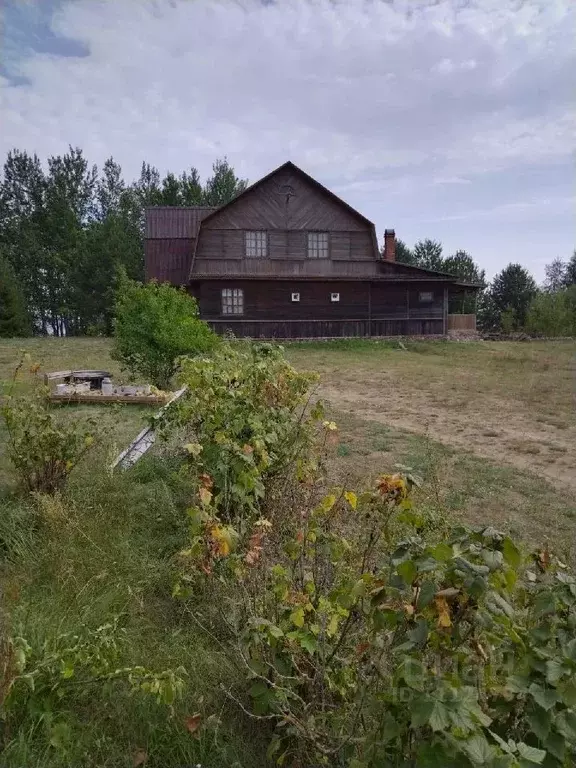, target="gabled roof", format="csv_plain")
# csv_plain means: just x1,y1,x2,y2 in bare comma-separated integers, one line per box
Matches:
145,206,217,239
188,160,381,278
